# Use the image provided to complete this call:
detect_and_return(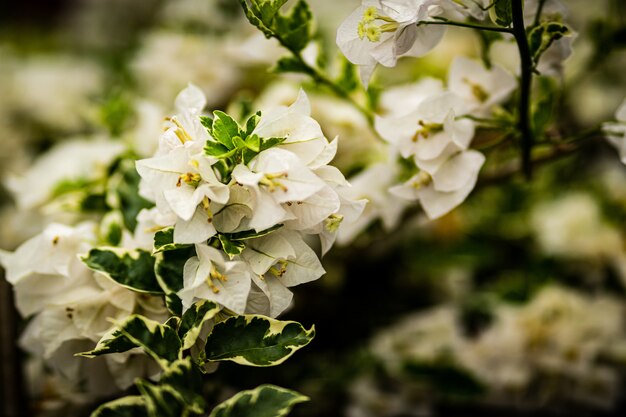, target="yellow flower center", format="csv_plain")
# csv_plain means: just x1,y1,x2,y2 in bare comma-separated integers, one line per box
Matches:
259,172,289,193
412,120,444,141
206,266,228,294
357,7,399,42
